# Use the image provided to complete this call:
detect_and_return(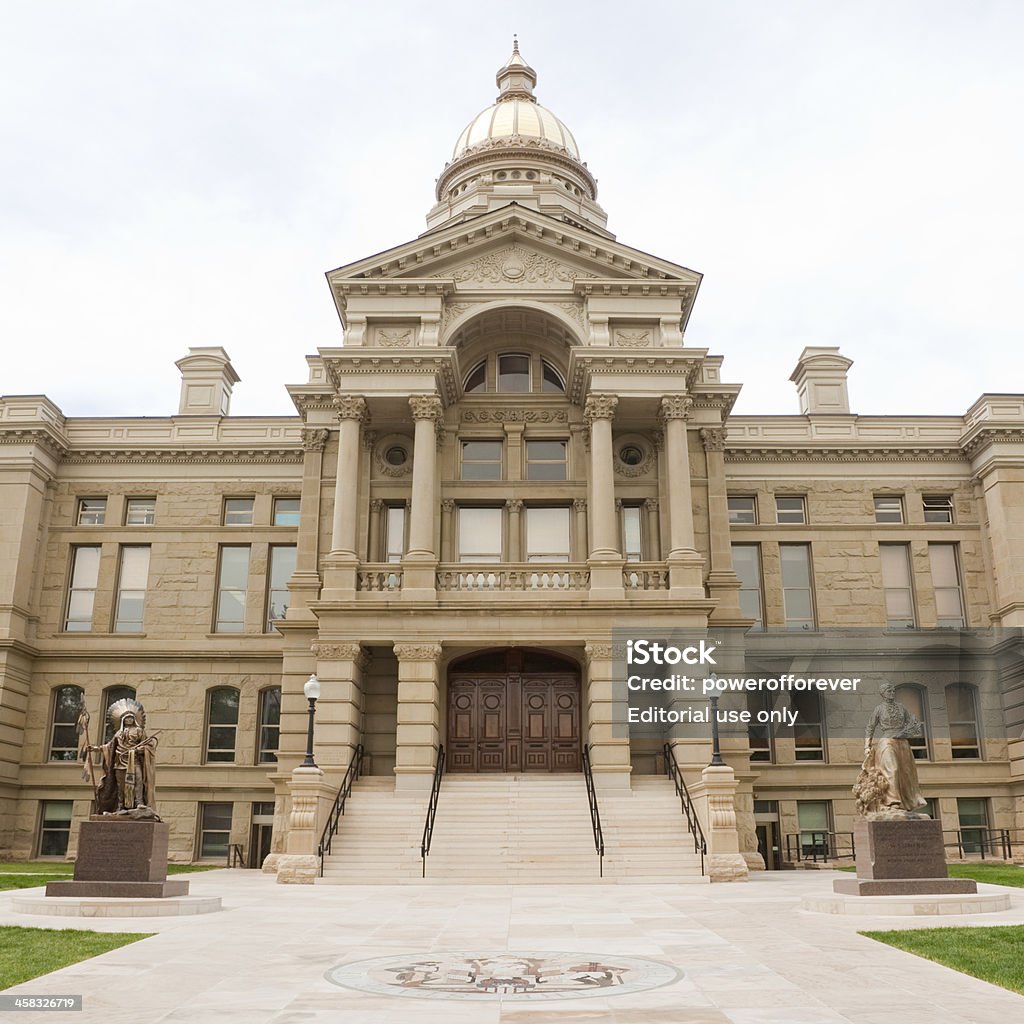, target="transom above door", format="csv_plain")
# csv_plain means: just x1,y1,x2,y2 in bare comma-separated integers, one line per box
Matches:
447,649,581,773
